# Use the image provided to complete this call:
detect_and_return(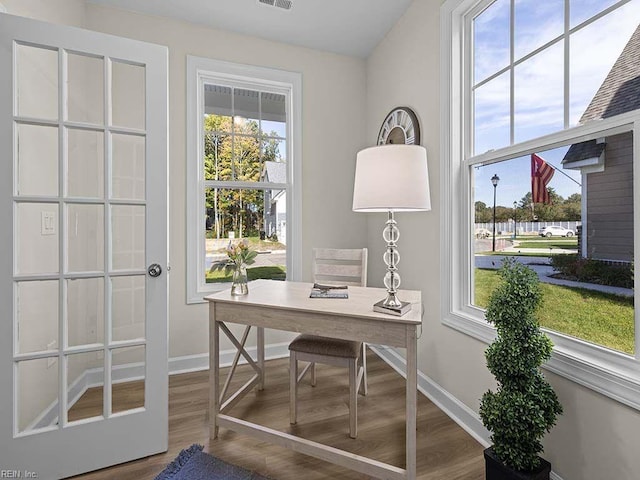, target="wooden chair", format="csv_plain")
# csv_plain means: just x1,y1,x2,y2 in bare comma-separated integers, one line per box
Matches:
289,247,368,439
